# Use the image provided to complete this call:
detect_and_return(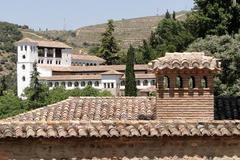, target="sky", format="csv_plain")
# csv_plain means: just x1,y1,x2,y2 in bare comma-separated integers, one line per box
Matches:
0,0,194,30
